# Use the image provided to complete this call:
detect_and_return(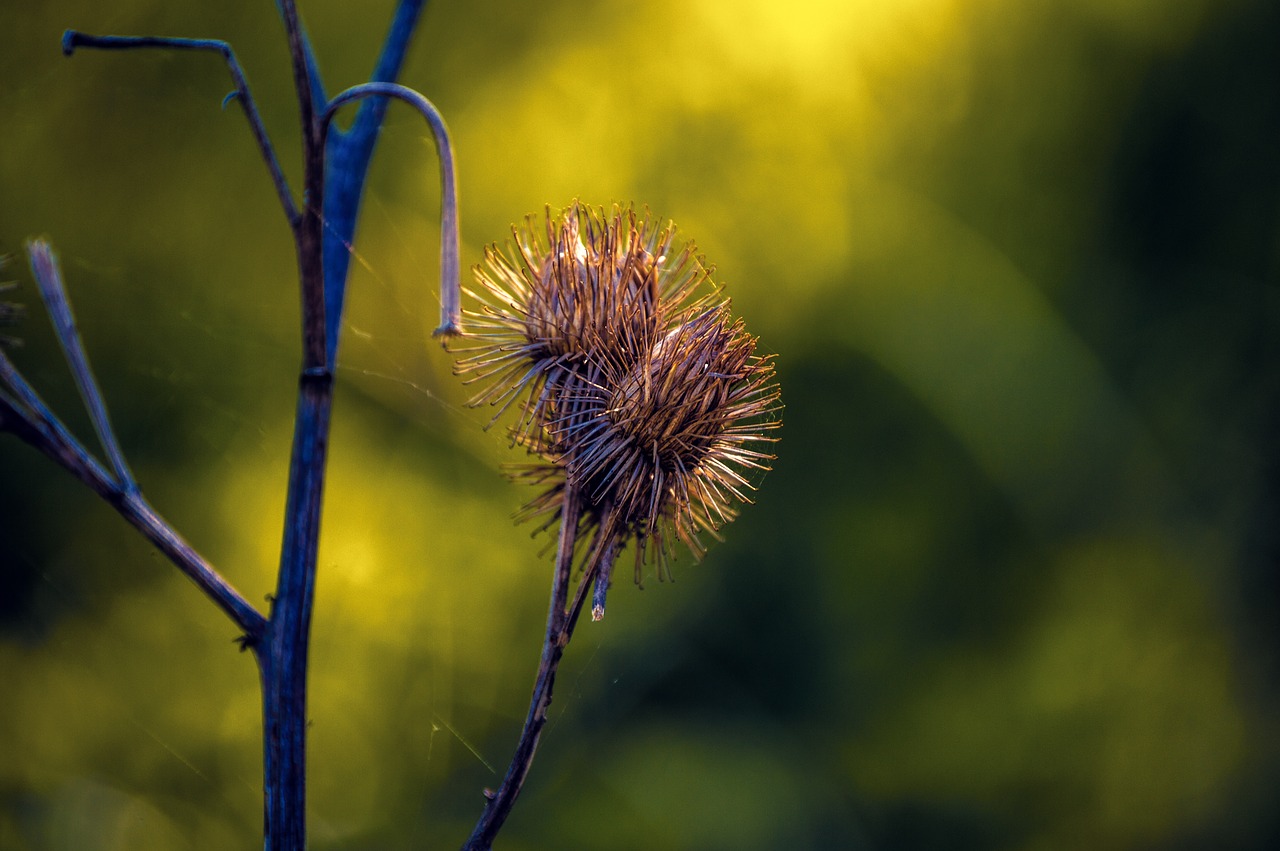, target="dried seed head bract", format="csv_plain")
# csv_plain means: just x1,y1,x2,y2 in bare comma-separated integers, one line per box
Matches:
1,255,22,348
452,202,780,616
